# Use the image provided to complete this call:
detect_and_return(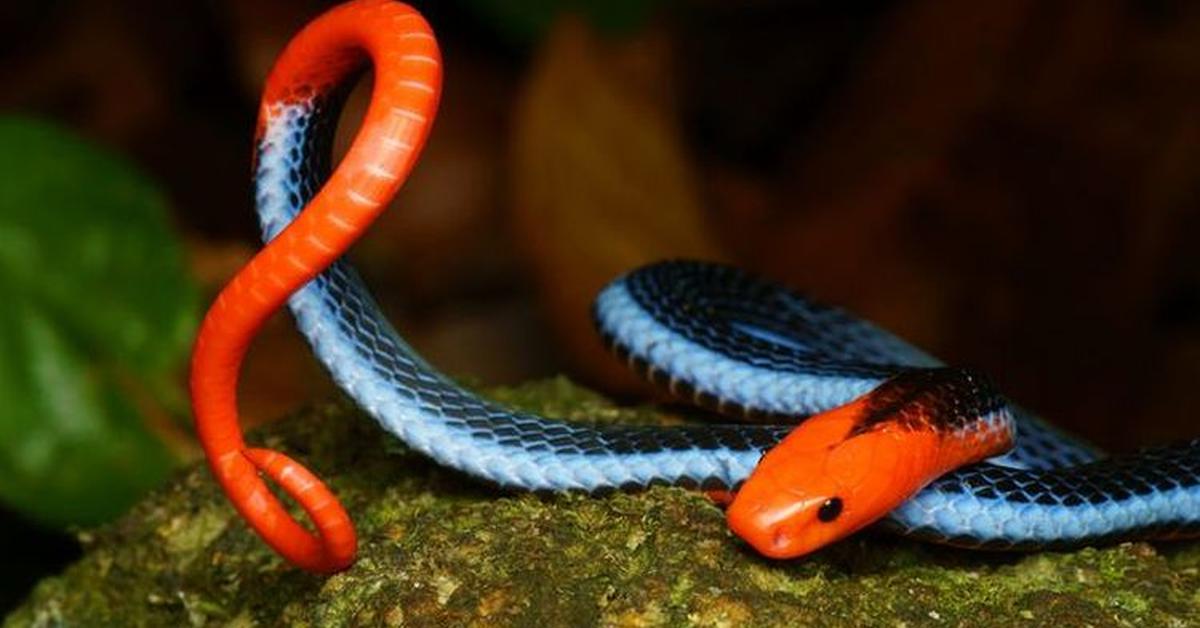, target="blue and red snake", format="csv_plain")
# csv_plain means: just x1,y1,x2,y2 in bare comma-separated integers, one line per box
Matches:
190,0,1200,573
